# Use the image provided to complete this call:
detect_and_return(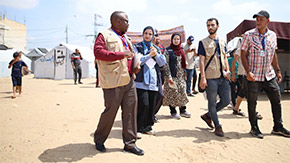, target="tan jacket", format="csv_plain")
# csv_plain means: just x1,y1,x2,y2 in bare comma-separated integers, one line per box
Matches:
97,28,132,89
201,36,227,79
